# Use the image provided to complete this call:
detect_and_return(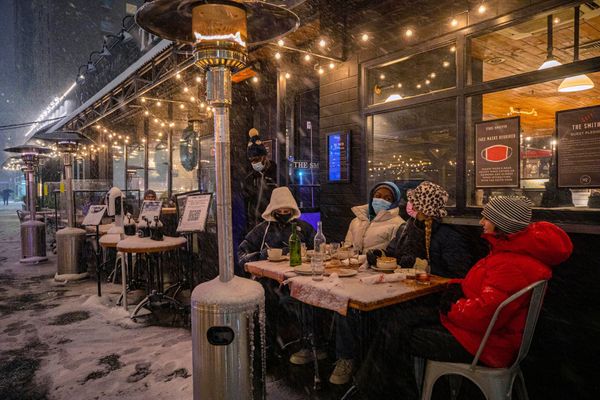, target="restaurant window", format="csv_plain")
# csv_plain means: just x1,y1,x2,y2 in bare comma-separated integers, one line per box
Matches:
368,99,457,205
366,43,457,106
466,71,600,210
469,4,600,84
